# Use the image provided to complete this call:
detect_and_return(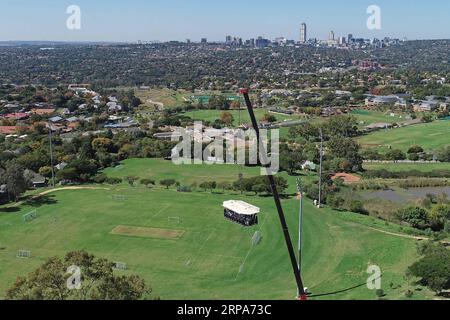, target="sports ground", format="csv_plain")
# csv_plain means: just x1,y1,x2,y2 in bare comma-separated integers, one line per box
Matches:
0,159,435,300
358,119,450,153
